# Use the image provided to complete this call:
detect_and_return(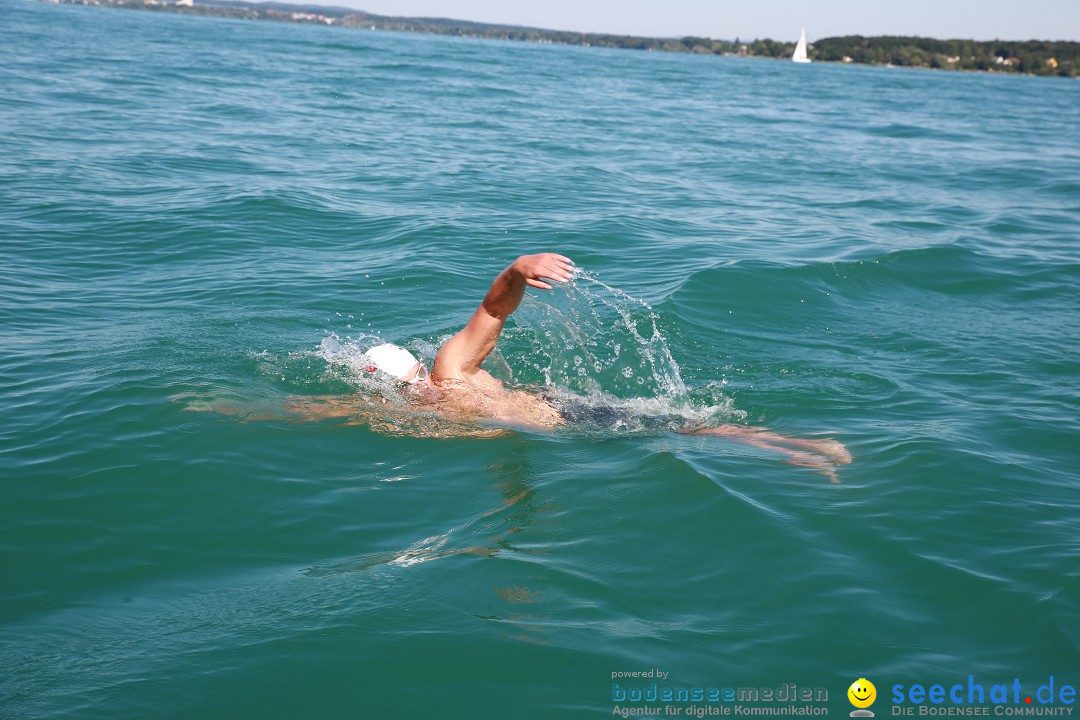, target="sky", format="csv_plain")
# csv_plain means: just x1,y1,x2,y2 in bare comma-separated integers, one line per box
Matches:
335,0,1080,42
